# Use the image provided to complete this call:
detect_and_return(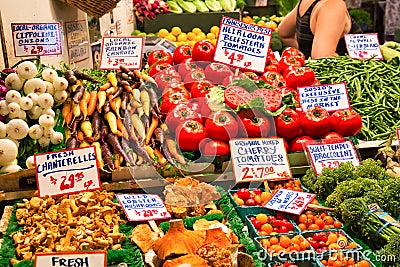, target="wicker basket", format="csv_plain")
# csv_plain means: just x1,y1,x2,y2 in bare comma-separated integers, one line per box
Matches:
59,0,121,17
